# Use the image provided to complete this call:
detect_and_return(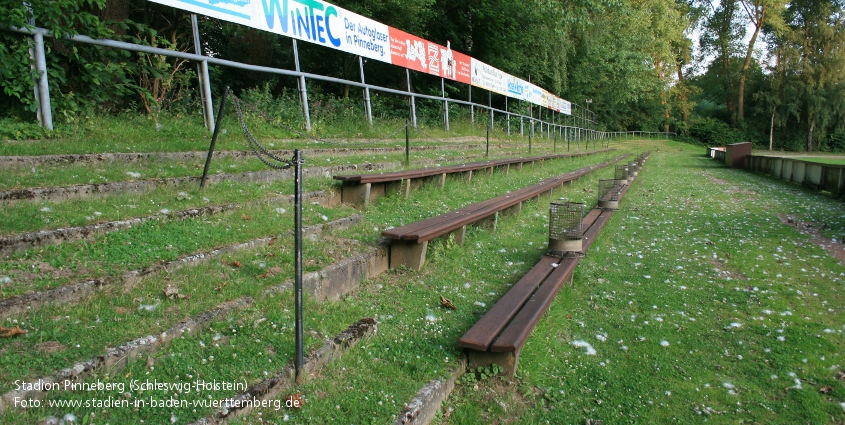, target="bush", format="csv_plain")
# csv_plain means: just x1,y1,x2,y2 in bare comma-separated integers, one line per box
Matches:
687,118,745,146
